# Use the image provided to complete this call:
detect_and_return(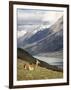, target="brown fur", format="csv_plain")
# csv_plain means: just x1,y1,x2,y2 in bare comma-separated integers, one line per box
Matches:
23,60,40,71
